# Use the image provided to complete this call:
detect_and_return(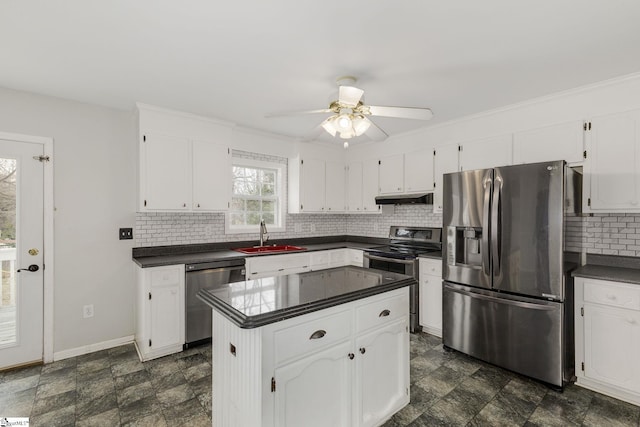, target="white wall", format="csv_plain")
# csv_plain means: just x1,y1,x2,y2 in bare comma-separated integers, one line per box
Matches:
0,86,137,353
